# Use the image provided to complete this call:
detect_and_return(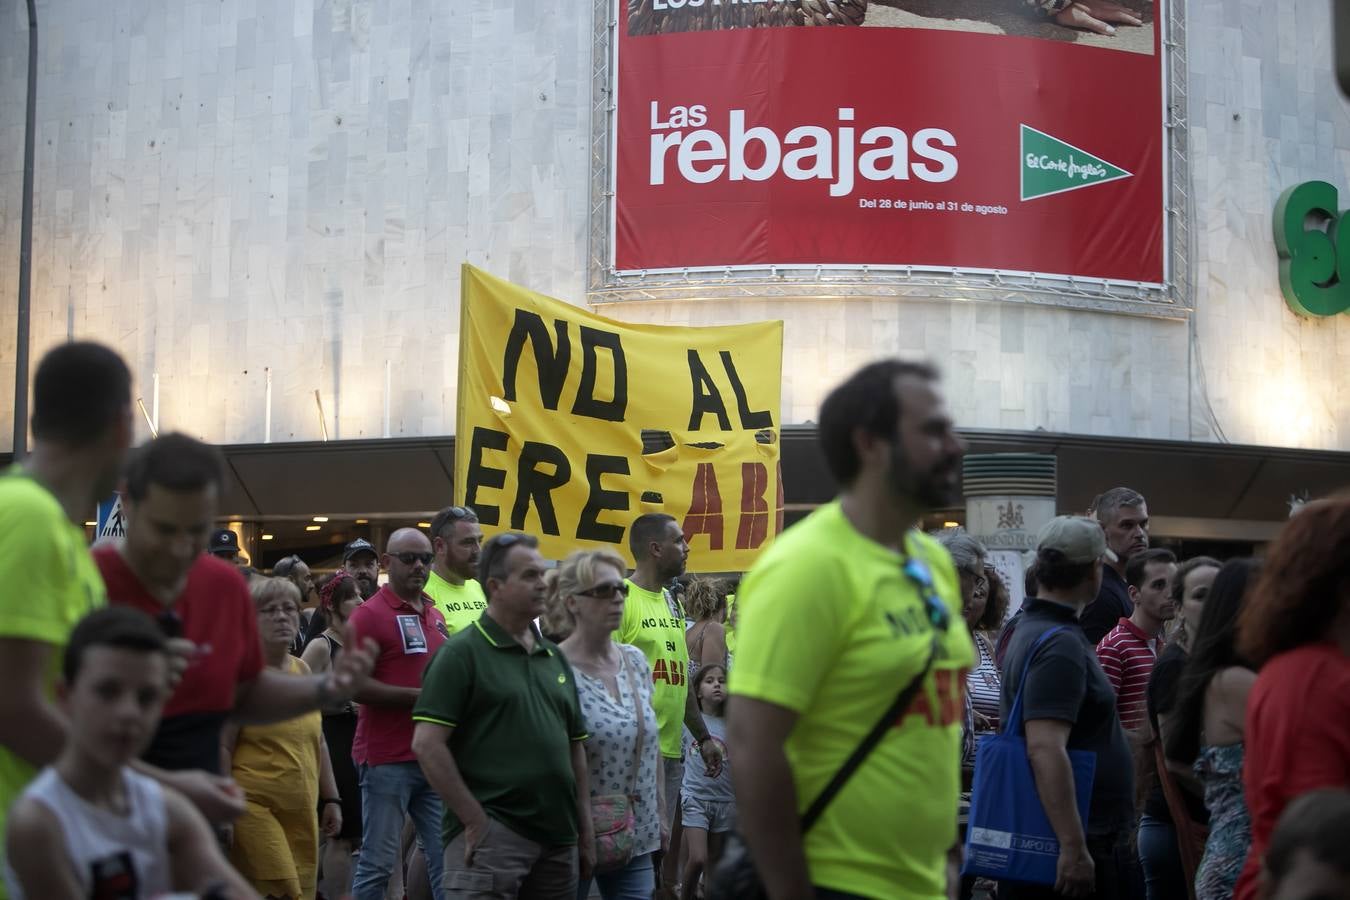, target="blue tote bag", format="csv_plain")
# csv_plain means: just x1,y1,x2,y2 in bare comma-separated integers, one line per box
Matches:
961,625,1096,886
